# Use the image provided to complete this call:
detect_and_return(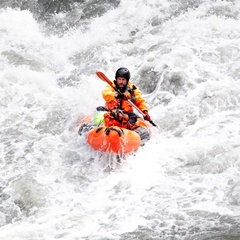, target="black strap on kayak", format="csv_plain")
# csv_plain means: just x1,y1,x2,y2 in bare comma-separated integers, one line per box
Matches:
96,127,103,133
95,126,124,137
96,106,107,111
105,127,124,137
